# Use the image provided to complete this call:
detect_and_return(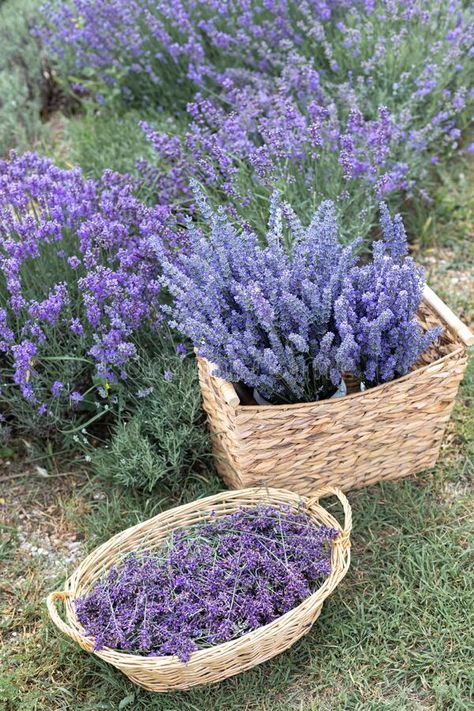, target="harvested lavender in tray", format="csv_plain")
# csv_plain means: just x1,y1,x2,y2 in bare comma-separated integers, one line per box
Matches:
75,505,338,662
